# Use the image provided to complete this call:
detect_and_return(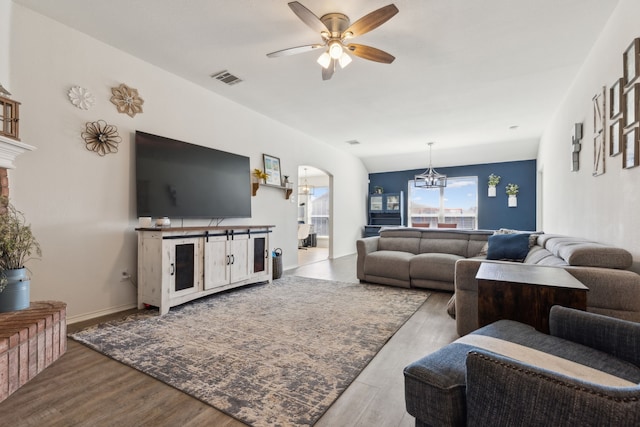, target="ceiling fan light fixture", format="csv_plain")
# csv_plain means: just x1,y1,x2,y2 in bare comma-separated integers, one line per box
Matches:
317,52,331,69
328,41,344,59
338,52,352,68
